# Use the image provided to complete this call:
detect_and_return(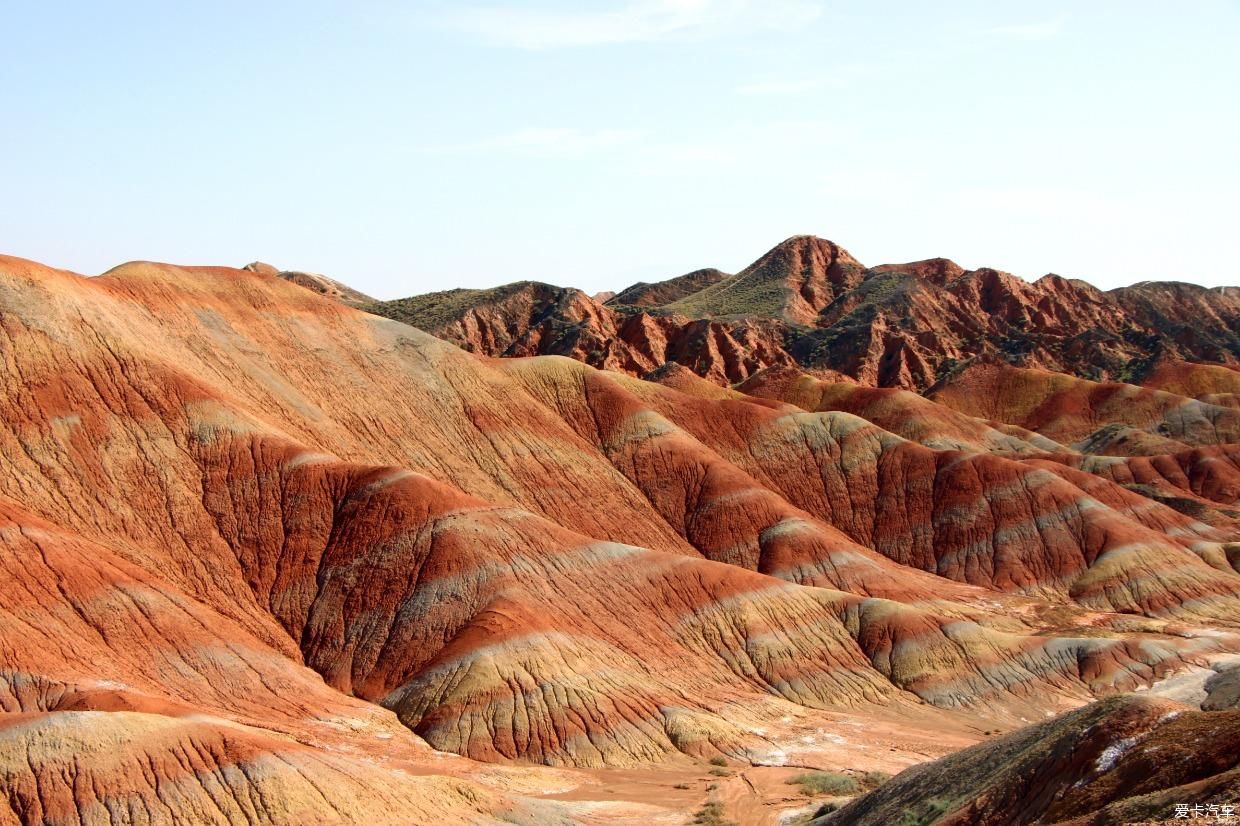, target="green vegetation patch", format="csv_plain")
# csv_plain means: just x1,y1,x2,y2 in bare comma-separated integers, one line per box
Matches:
896,797,950,826
692,801,738,826
861,770,893,788
366,281,552,331
786,771,861,796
